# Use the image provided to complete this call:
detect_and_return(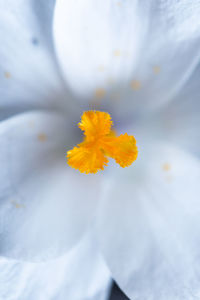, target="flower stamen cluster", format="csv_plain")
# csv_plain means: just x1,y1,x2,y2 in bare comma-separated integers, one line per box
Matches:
67,111,138,174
